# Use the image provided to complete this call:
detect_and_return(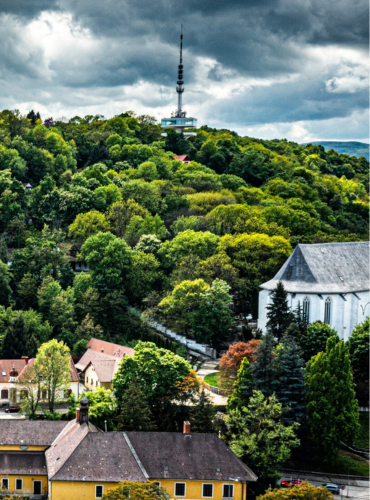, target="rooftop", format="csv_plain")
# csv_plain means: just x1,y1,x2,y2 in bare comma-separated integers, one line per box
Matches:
261,241,370,293
0,420,68,446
